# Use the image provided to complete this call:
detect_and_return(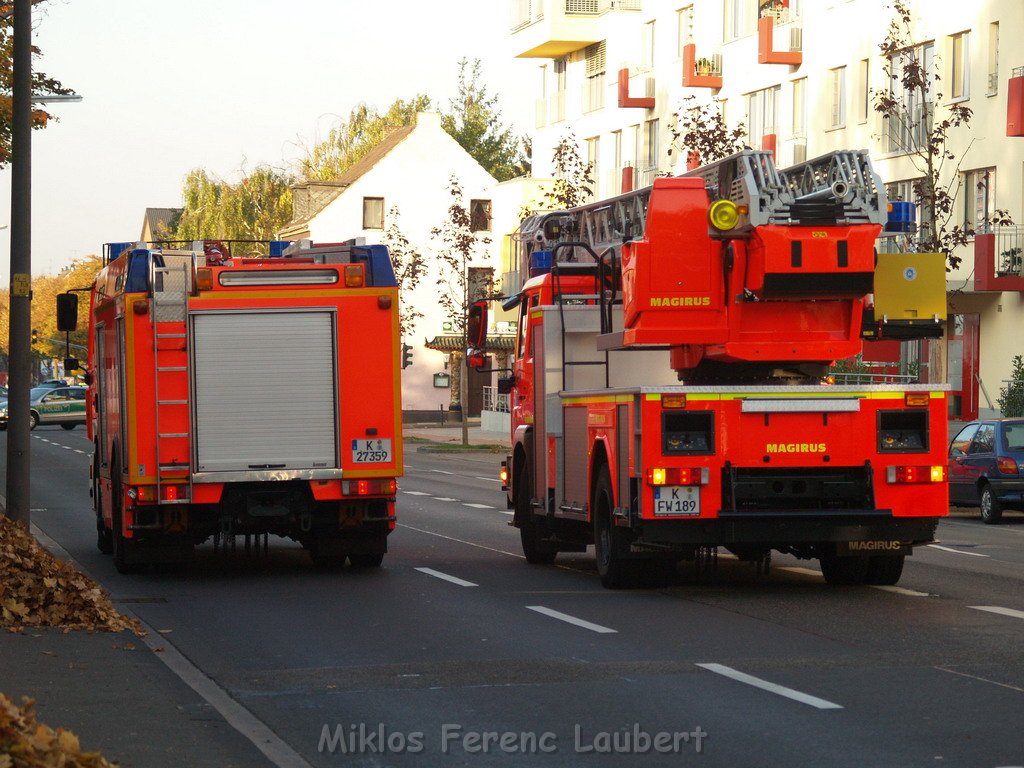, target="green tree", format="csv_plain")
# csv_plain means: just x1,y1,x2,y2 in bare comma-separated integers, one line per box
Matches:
169,165,293,254
0,1,76,167
873,0,1012,269
441,58,530,182
301,97,431,181
997,355,1024,418
544,131,593,210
